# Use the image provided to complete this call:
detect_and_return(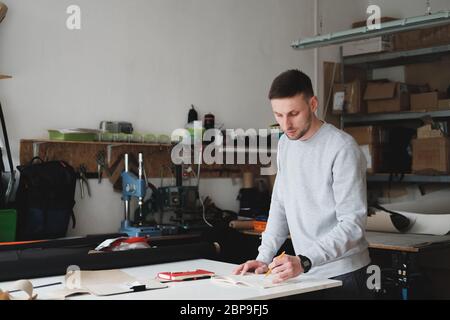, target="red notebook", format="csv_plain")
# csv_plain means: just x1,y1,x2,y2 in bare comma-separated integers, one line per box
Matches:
157,269,215,281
